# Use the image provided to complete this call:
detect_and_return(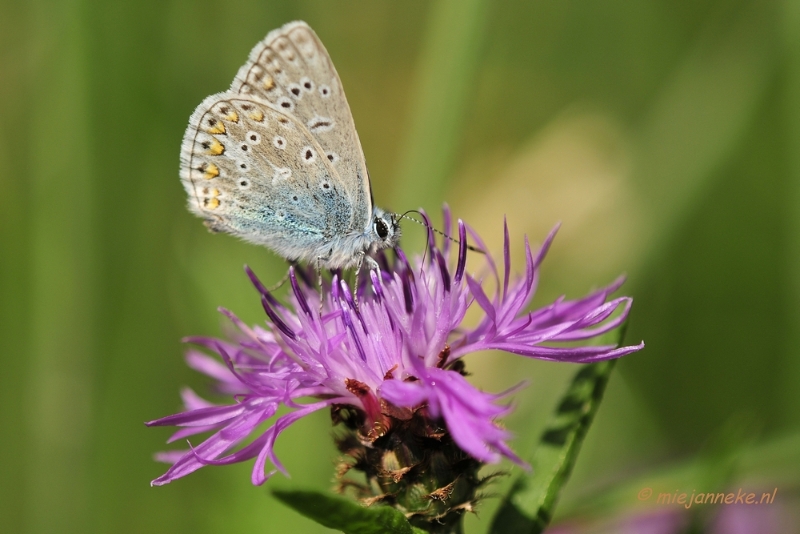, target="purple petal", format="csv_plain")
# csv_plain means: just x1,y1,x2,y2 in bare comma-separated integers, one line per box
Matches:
290,267,312,317
454,220,468,284
146,402,247,428
503,217,511,300
261,295,297,341
380,379,431,407
150,403,275,485
381,368,524,466
441,203,453,259
466,275,496,322
252,400,335,484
